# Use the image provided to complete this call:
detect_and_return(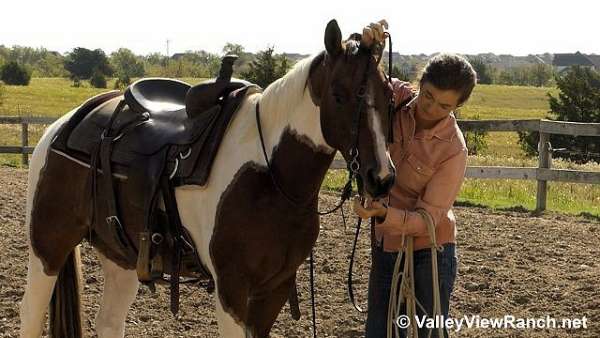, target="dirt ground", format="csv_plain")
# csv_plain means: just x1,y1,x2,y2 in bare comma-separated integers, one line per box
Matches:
1,166,599,337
